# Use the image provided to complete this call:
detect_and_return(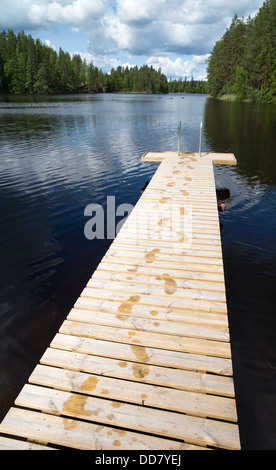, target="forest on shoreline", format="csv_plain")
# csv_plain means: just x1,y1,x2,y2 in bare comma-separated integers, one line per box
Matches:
0,0,275,102
207,0,276,103
0,29,207,95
